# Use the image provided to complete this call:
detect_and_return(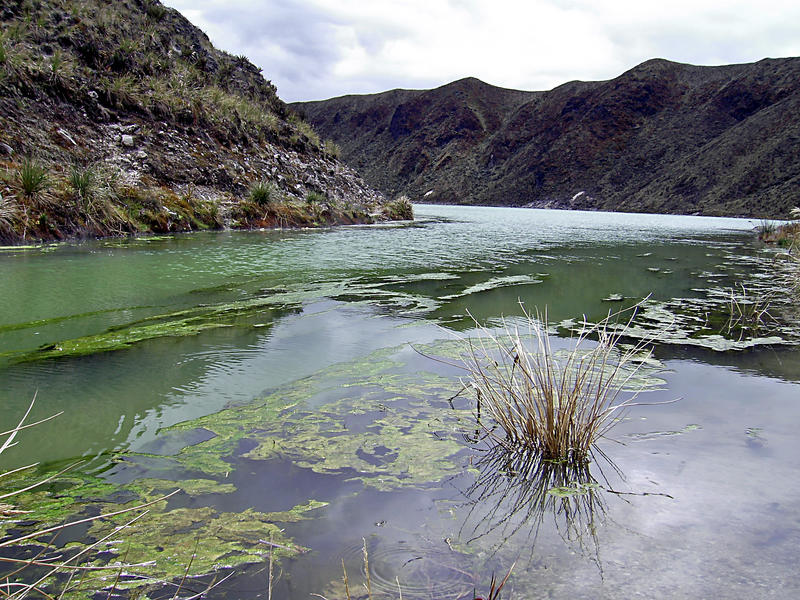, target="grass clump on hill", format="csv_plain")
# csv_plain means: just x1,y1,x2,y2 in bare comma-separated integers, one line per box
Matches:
16,159,49,199
384,194,413,220
249,180,275,205
0,0,323,153
68,164,95,204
